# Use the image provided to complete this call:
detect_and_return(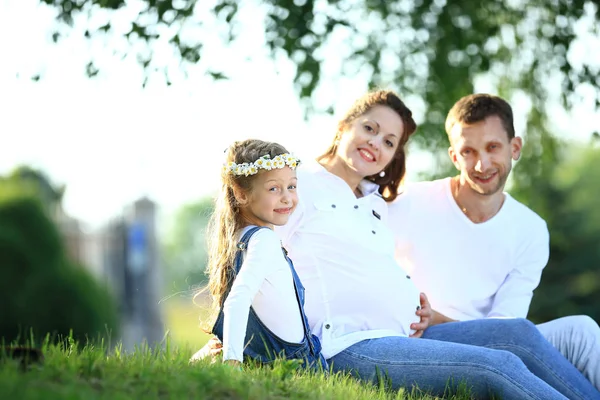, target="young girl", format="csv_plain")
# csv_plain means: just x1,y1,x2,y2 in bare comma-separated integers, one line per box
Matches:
205,139,327,370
